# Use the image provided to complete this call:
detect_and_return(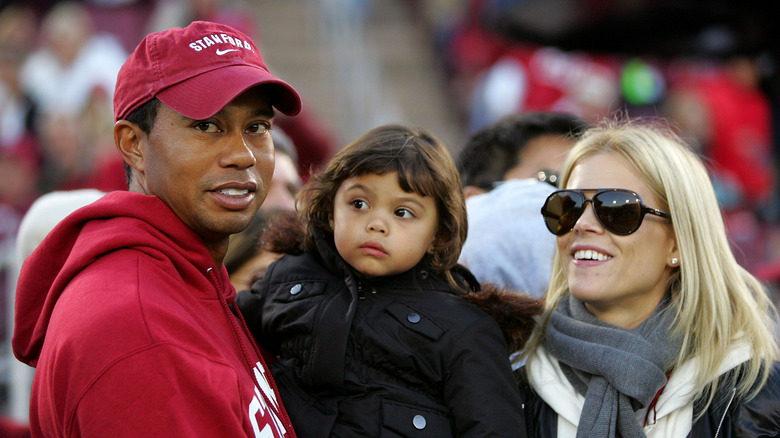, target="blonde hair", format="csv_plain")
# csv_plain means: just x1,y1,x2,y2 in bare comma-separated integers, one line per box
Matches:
526,118,778,413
